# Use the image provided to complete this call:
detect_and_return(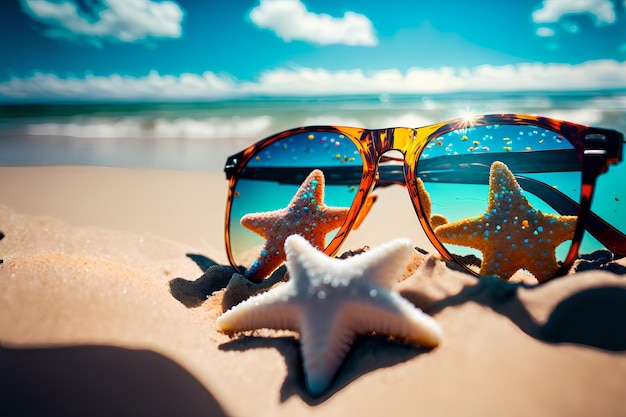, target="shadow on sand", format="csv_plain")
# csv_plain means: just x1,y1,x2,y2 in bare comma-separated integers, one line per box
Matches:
419,275,626,352
0,345,230,417
219,332,430,404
